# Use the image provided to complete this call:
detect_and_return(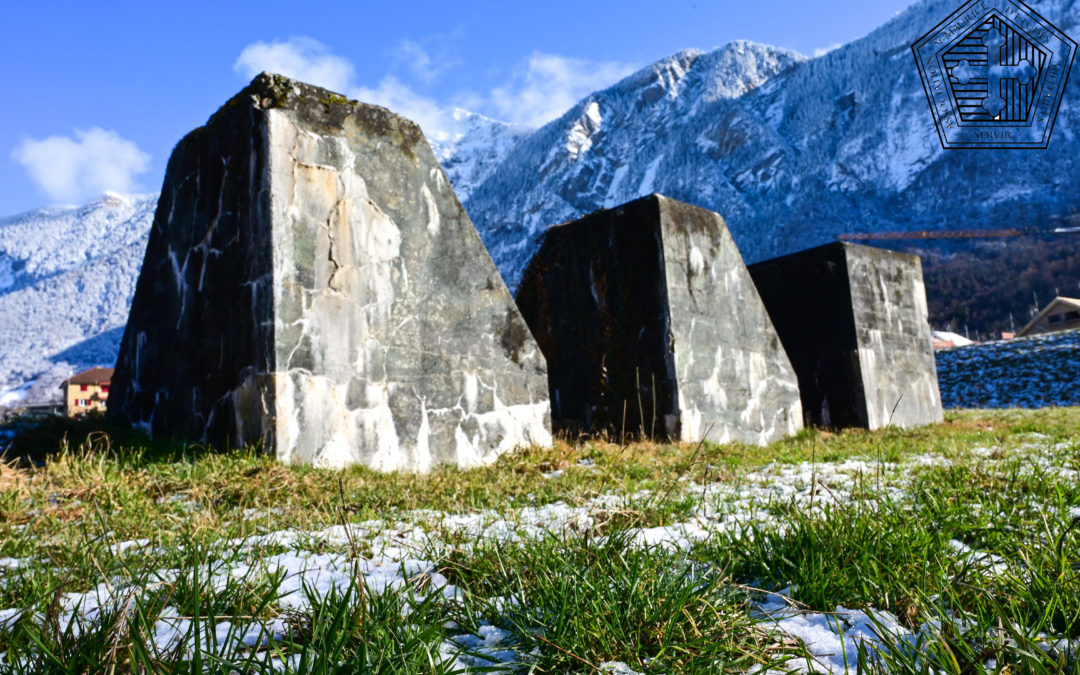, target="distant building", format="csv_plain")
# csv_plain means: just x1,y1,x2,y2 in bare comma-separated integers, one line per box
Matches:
931,331,975,350
1017,297,1080,337
2,402,63,422
60,367,114,417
